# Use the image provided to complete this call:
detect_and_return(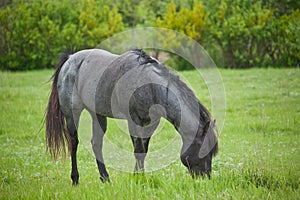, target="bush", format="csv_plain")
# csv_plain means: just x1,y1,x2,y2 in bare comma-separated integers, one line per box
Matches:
0,0,299,70
0,0,123,70
155,0,300,68
206,0,300,68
